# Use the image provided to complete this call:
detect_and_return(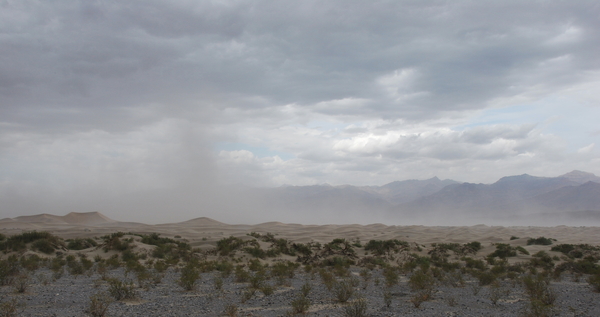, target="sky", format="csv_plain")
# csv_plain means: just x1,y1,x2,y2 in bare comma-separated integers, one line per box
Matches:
1,1,600,222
